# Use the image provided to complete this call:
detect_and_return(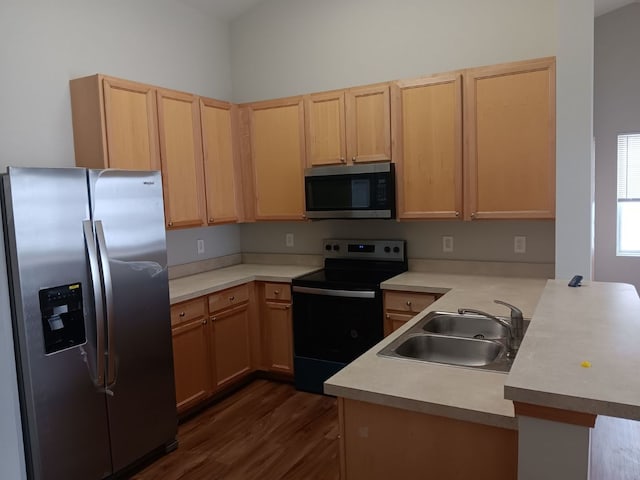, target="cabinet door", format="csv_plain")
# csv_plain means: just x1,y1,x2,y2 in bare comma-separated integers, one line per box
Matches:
210,303,251,389
157,89,206,229
102,77,161,171
305,91,346,166
346,84,391,163
248,98,306,220
264,301,293,375
171,317,211,413
384,312,414,337
392,73,462,219
200,97,239,225
464,57,556,220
